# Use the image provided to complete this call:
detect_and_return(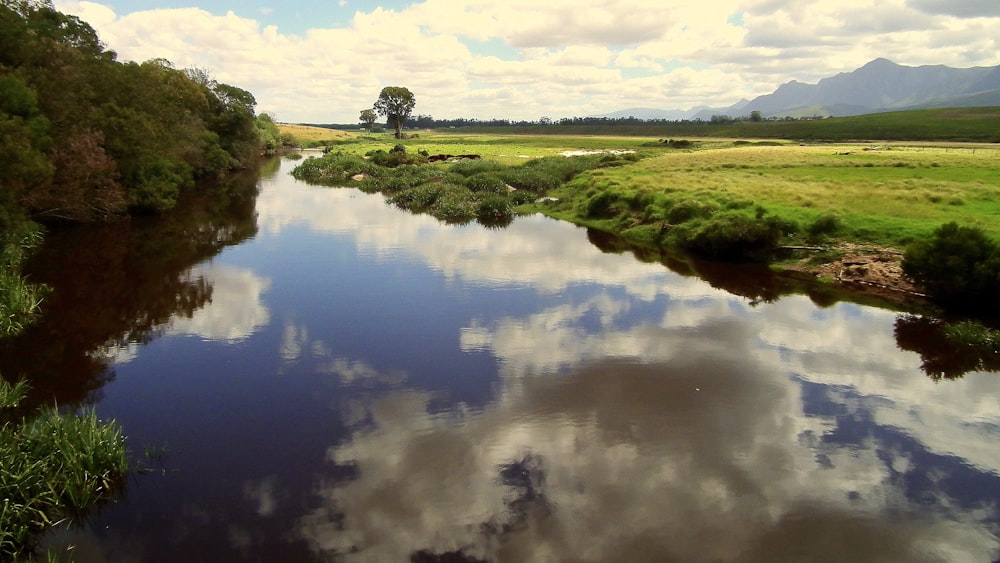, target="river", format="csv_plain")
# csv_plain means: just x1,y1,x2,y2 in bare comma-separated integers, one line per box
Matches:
7,154,1000,562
